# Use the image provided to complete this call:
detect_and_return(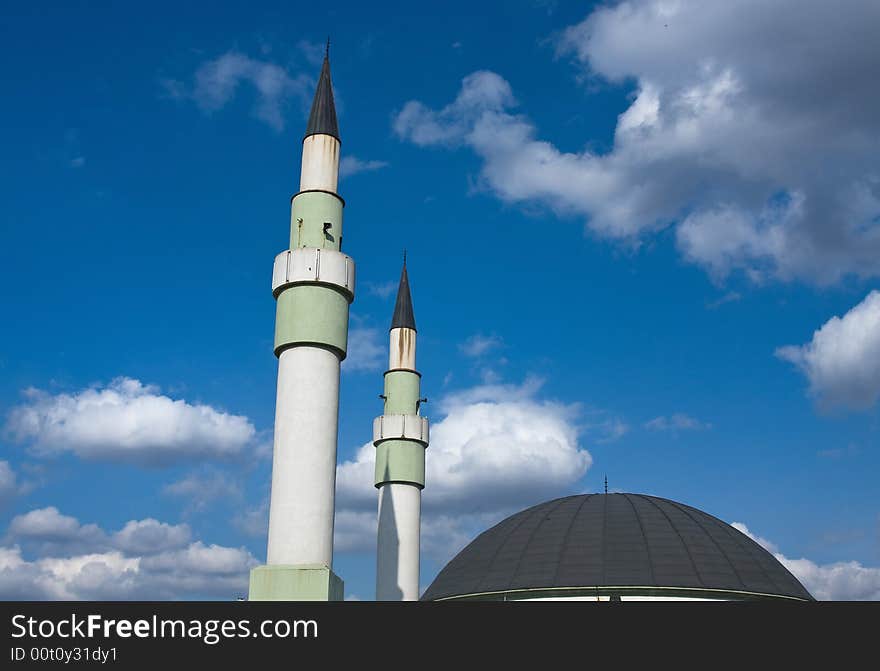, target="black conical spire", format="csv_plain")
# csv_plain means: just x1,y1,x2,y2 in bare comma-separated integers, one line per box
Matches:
304,41,339,141
391,253,416,331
